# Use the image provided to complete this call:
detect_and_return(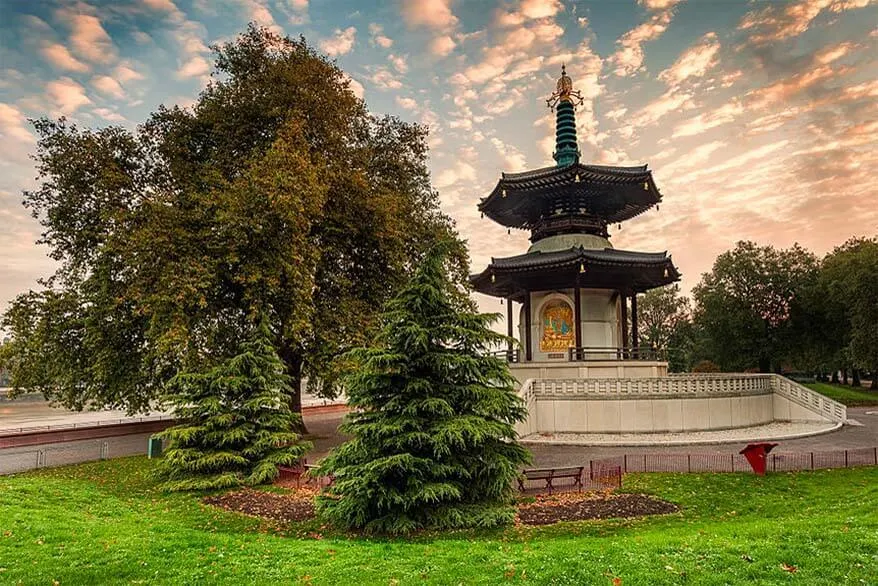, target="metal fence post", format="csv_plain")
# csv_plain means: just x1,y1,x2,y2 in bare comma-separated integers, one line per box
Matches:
687,454,691,473
623,454,628,473
810,452,814,470
845,450,849,468
731,454,734,472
